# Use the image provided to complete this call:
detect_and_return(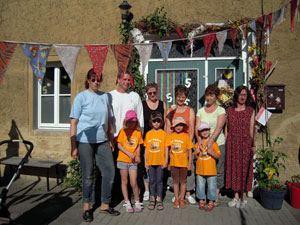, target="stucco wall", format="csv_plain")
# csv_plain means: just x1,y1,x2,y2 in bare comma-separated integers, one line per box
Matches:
0,0,299,180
